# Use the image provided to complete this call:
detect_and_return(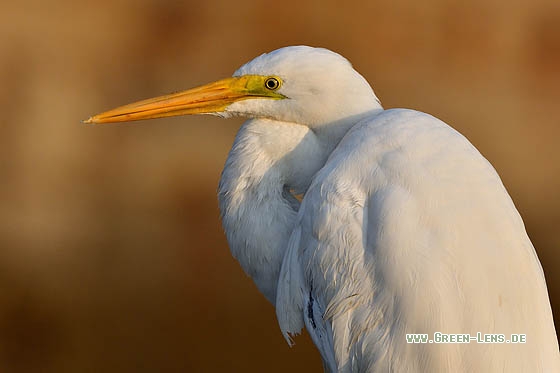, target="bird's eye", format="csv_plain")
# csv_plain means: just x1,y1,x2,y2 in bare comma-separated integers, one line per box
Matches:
264,77,280,91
